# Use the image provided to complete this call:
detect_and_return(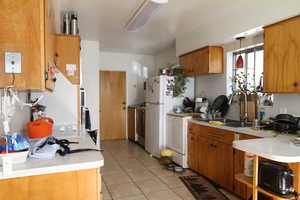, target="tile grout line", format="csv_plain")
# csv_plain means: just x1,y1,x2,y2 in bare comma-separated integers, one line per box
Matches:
105,142,150,200
136,154,185,200
120,145,184,200
103,141,185,200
